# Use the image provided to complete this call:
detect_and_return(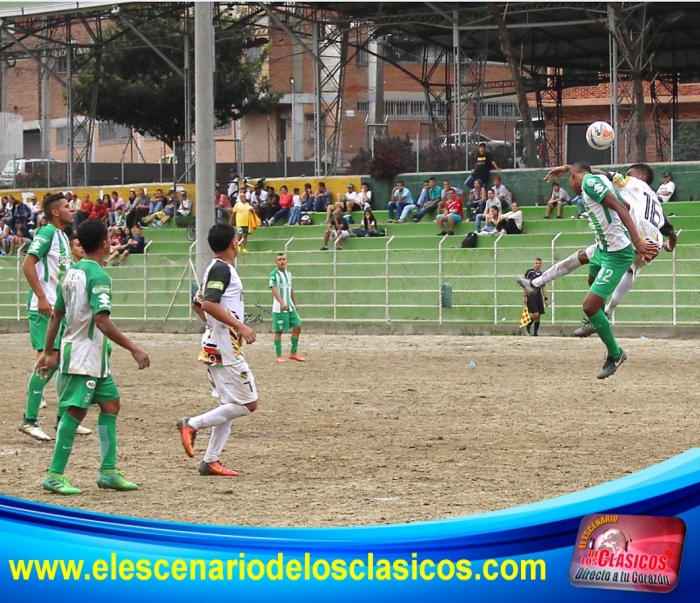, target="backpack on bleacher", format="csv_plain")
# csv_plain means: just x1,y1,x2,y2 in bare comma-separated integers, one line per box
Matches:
461,232,478,249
